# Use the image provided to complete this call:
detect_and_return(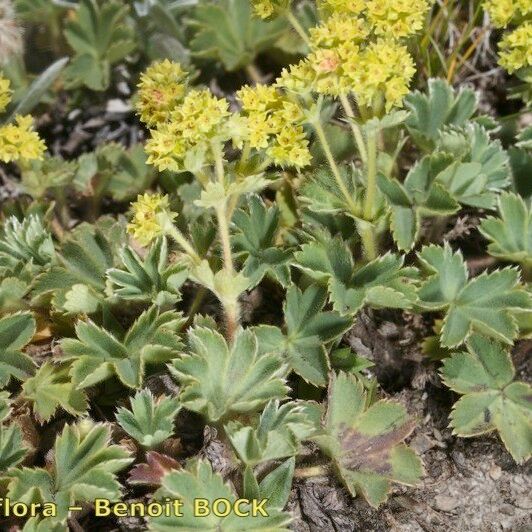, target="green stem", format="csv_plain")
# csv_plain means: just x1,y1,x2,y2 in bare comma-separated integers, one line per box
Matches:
359,225,377,261
166,225,201,264
286,10,310,46
360,130,379,261
339,93,367,164
363,132,378,221
245,63,263,84
212,143,240,343
313,119,357,215
185,286,208,326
